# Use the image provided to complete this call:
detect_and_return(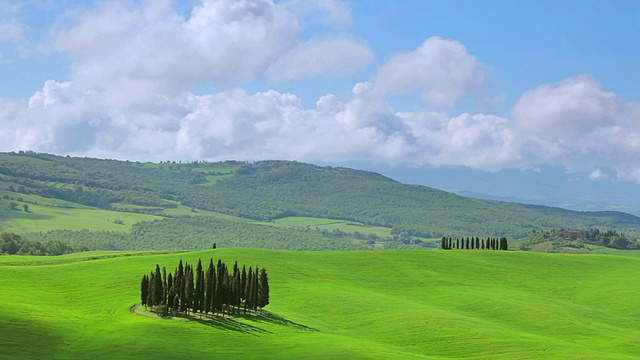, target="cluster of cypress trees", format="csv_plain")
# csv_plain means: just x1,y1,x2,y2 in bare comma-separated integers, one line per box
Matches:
440,236,508,250
140,258,269,317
